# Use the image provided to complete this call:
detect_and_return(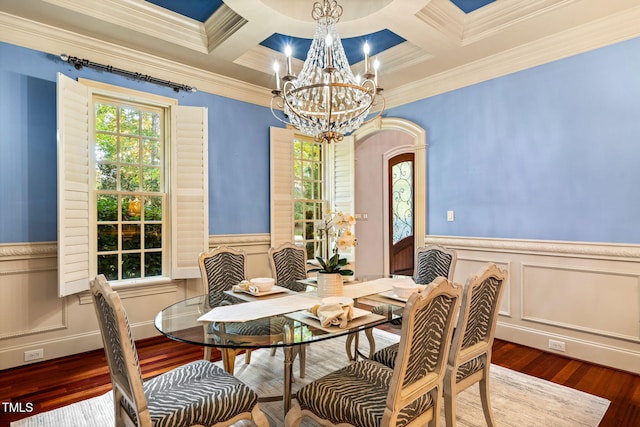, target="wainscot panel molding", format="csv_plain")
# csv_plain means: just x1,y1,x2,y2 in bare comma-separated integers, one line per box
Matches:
426,235,640,374
0,242,191,370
